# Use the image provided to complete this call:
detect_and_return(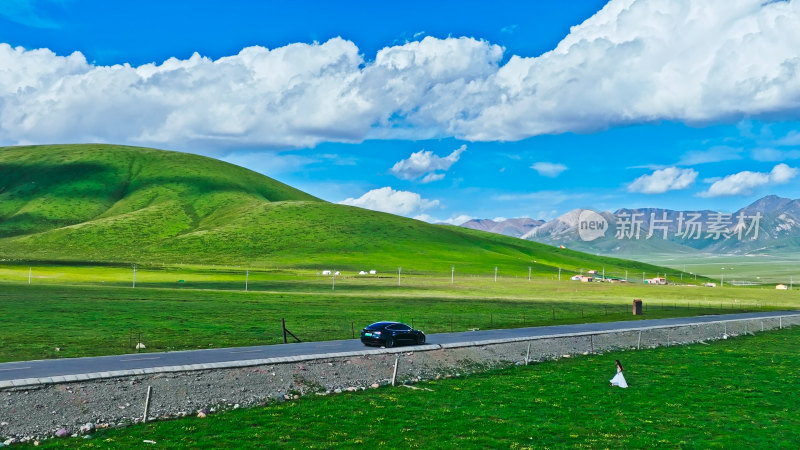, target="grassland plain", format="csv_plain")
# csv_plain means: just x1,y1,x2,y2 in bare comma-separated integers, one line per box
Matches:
638,253,800,285
0,144,696,280
1,266,796,363
26,324,800,448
